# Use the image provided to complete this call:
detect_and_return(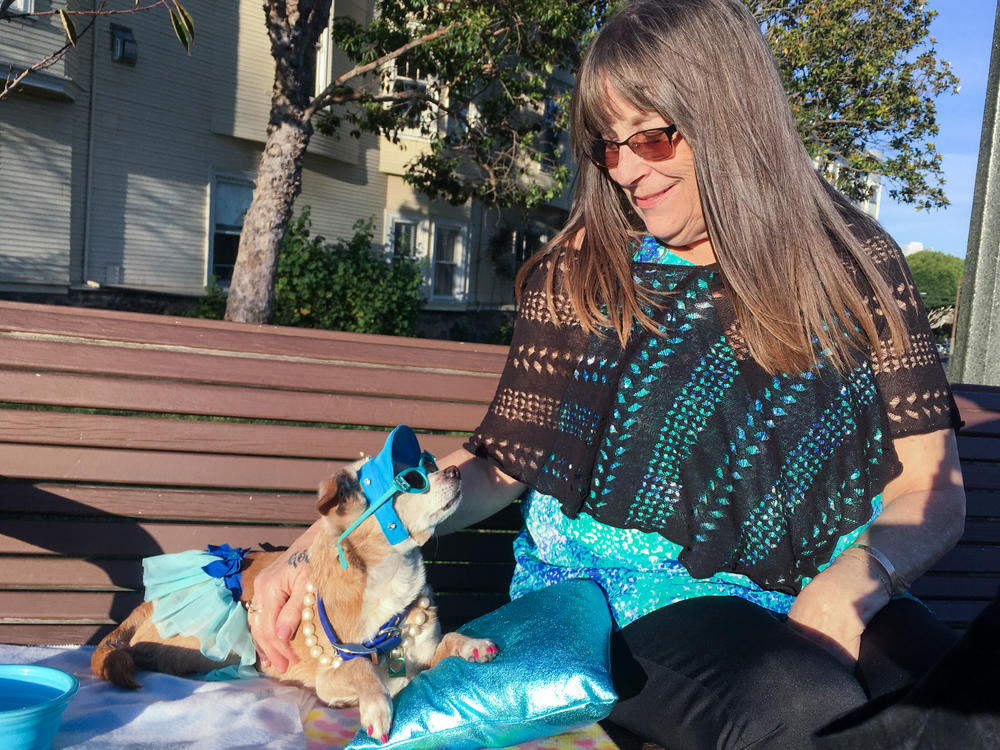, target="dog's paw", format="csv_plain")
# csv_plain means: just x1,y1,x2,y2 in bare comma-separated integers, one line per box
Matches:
359,695,394,745
457,637,498,663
